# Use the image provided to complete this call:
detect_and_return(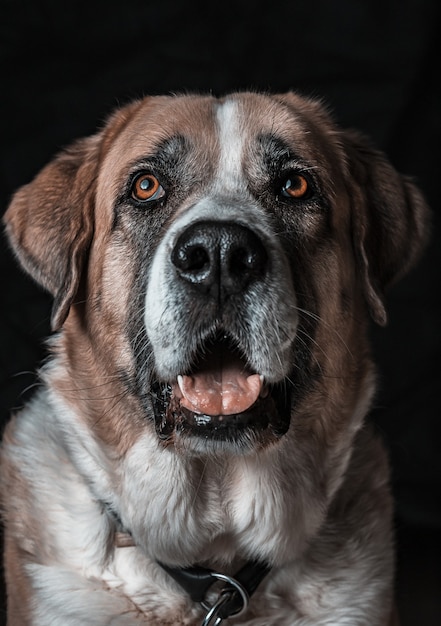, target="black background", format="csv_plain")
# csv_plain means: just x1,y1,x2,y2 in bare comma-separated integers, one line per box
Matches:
1,1,440,624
